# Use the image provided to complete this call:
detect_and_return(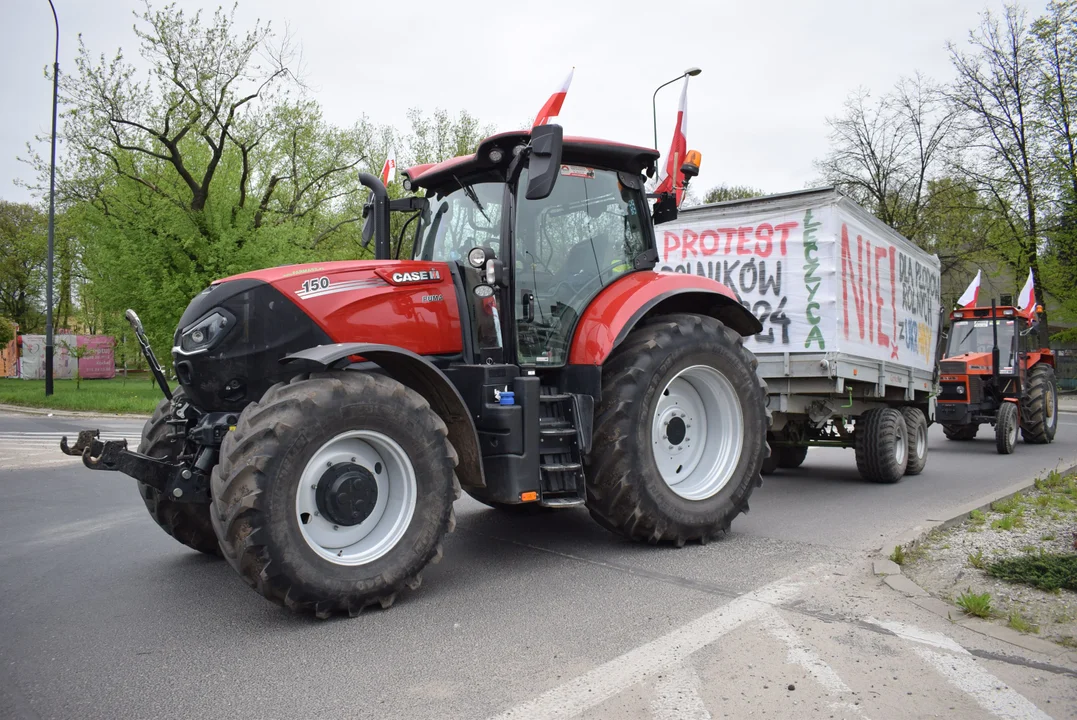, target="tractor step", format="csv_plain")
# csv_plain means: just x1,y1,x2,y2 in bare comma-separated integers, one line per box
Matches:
540,462,582,472
539,393,572,402
540,426,577,437
541,497,586,508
